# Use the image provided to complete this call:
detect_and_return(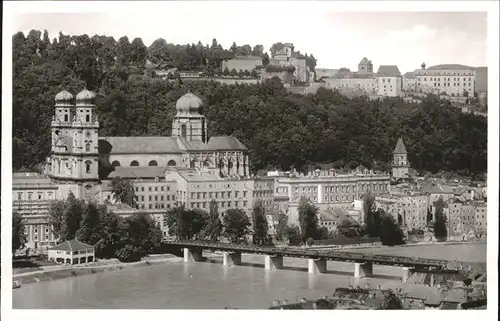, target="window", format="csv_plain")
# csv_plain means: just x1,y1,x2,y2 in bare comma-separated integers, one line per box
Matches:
181,124,187,137
86,115,90,122
64,115,69,122
85,143,91,152
85,161,92,173
111,160,121,167
149,160,158,166
130,160,139,166
167,160,176,166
